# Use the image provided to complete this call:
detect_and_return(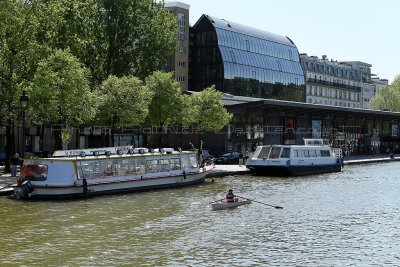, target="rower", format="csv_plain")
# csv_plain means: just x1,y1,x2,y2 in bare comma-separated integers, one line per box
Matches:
226,189,235,203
